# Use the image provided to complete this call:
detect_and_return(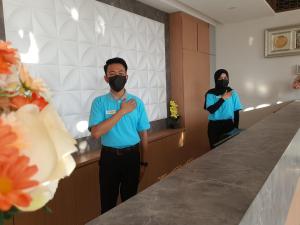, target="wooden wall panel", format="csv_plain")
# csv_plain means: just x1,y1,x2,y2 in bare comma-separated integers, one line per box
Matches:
74,163,101,225
139,130,186,191
14,162,100,225
197,20,209,54
44,177,77,225
183,50,210,157
182,13,198,51
14,209,47,225
169,12,211,159
4,219,13,225
169,13,185,126
14,176,76,225
14,209,46,225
